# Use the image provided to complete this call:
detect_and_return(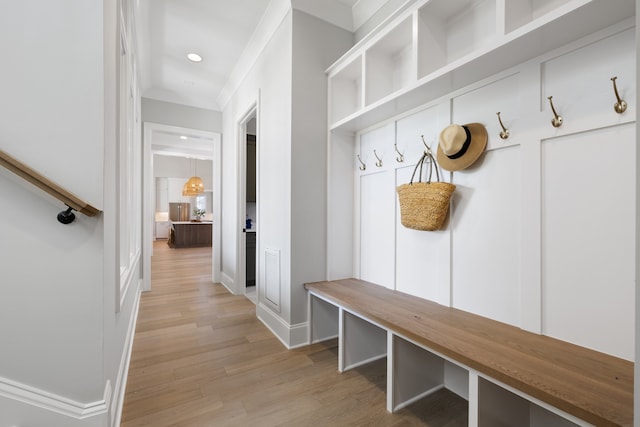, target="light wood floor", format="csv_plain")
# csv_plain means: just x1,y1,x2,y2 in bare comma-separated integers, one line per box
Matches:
121,241,467,426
